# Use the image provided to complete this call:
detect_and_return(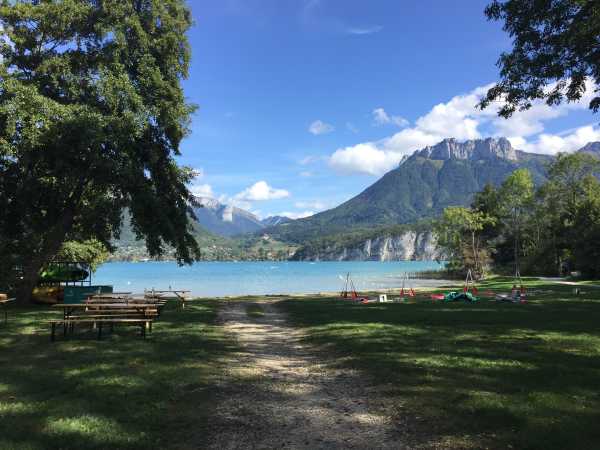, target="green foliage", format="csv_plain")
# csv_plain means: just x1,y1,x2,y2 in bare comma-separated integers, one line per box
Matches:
434,206,495,276
480,0,600,116
497,168,534,272
111,216,297,262
0,0,200,300
56,239,109,272
462,154,600,277
571,178,600,277
535,153,600,276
